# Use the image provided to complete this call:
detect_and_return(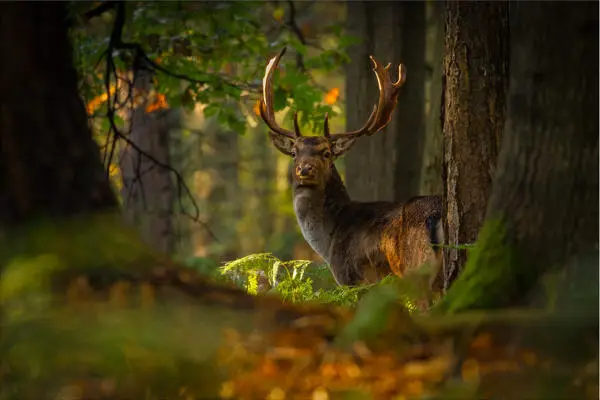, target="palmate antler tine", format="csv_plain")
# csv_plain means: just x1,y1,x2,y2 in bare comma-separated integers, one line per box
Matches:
328,56,406,139
365,57,406,135
259,47,299,139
